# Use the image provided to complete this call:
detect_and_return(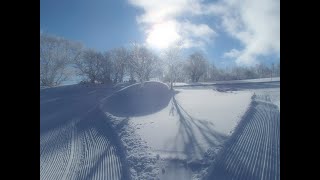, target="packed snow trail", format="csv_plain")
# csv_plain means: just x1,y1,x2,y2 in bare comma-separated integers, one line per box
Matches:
102,82,253,180
41,81,279,180
205,95,280,180
101,81,279,180
40,83,131,180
